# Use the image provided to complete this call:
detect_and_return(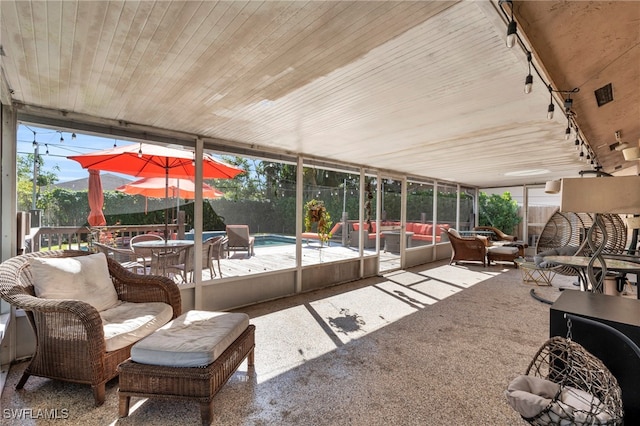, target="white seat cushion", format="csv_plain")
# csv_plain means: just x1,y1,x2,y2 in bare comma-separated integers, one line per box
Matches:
488,246,519,255
131,310,250,367
100,301,174,352
29,253,119,312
